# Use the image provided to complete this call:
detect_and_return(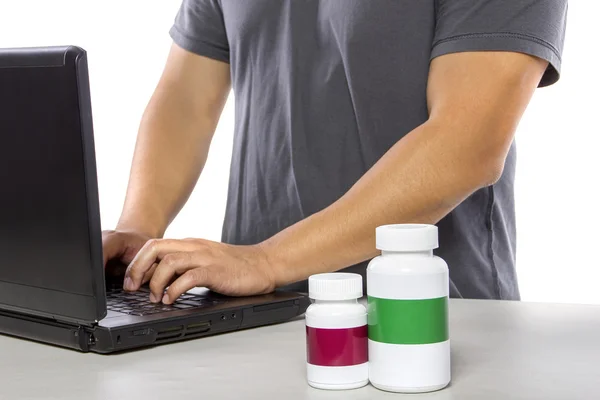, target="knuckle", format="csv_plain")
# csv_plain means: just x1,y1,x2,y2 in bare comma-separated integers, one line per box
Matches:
161,252,191,268
161,253,177,266
126,268,141,281
180,252,193,265
187,267,208,285
145,238,160,250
